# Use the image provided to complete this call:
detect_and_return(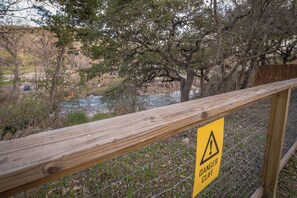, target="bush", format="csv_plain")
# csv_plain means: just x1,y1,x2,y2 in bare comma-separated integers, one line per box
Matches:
0,94,54,140
65,111,88,126
91,113,109,121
